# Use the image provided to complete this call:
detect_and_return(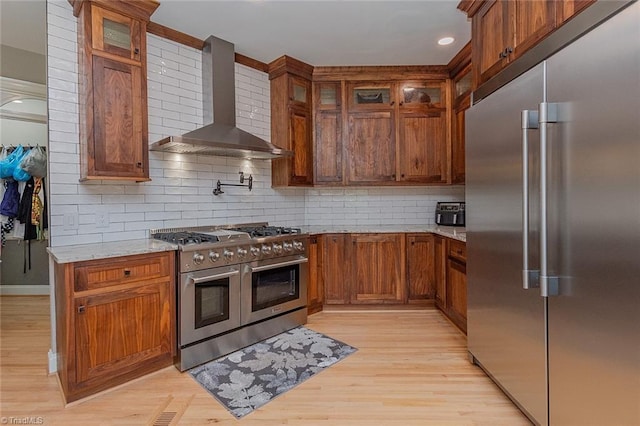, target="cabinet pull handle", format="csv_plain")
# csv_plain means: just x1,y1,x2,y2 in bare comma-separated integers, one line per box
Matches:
390,101,395,106
124,269,131,276
134,48,140,55
399,101,404,106
78,305,85,314
136,162,142,168
499,51,506,59
506,46,513,55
